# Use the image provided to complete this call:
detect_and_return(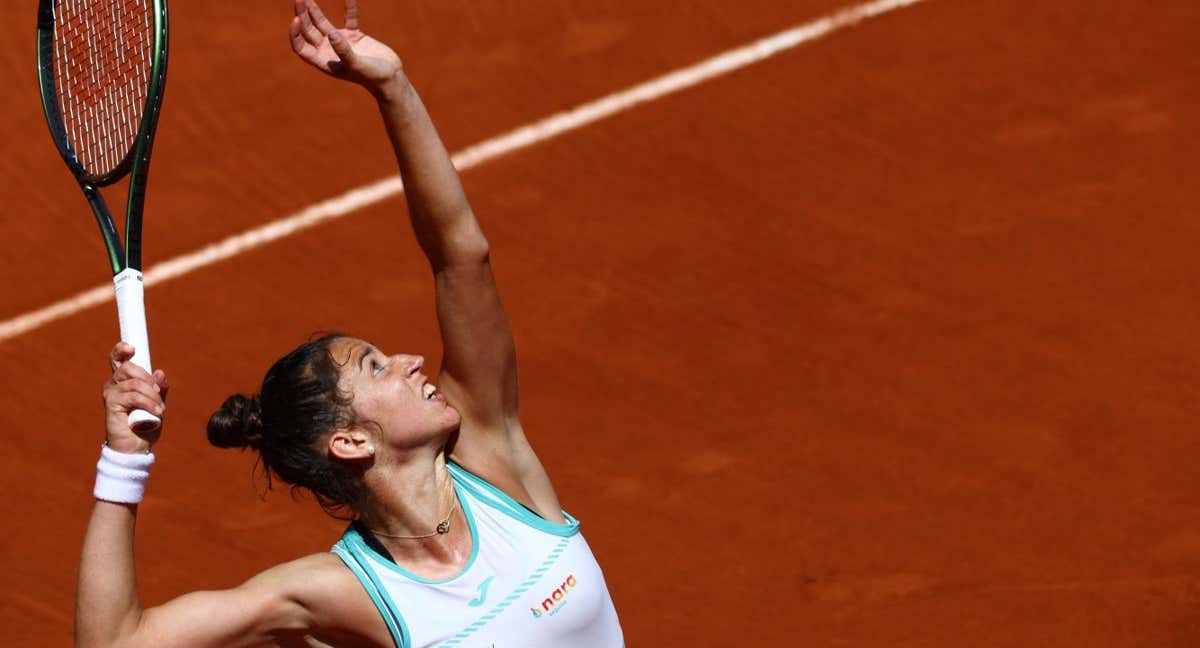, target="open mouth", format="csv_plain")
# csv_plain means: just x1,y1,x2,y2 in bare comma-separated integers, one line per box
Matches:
422,382,439,400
